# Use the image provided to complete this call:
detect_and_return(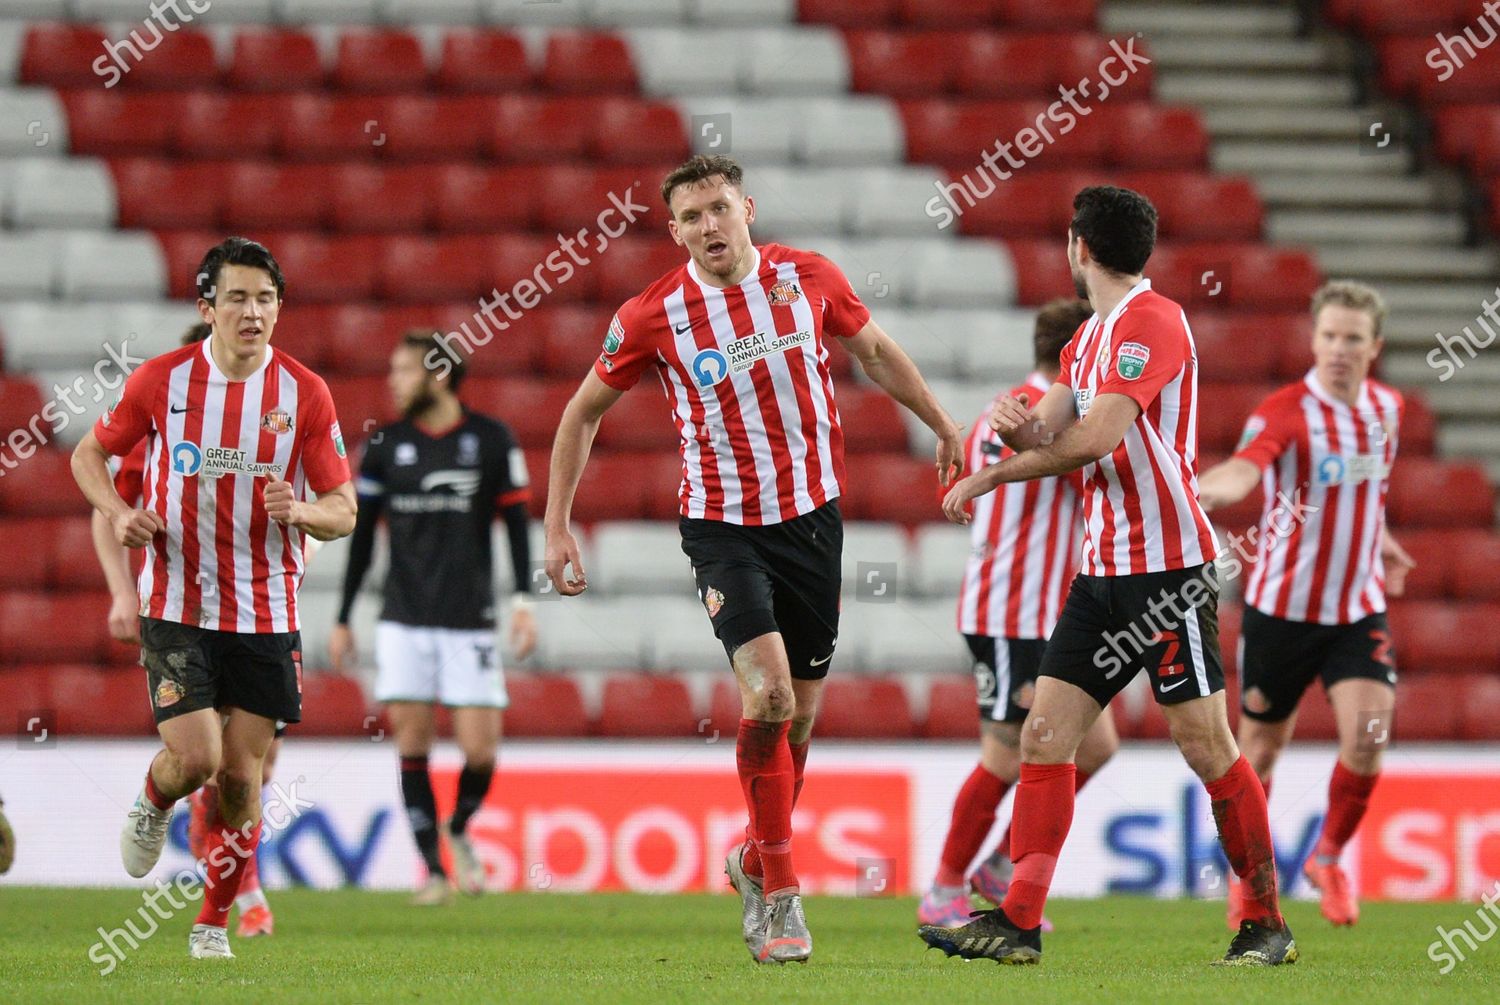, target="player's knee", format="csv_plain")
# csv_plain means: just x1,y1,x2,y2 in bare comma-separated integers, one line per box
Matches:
787,716,814,744
747,681,795,722
173,751,219,790
215,767,259,815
